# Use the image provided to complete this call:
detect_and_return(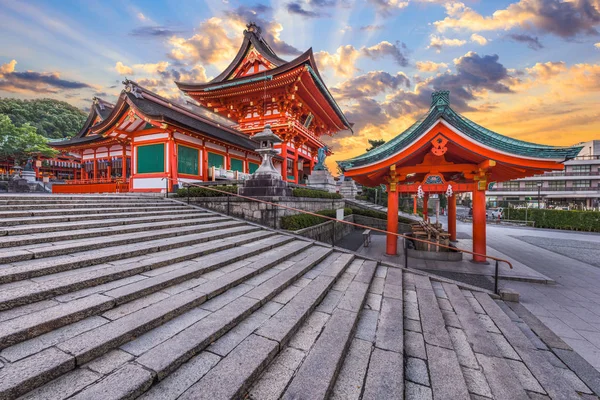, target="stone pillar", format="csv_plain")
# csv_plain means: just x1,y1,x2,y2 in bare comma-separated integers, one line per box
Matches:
386,185,399,255
472,189,487,263
448,194,457,241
